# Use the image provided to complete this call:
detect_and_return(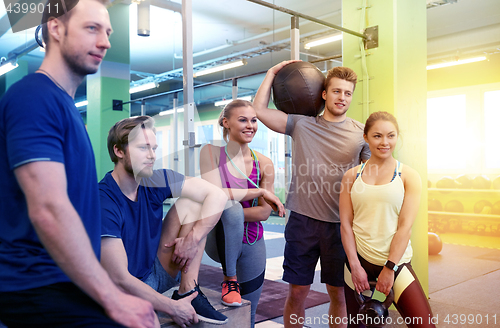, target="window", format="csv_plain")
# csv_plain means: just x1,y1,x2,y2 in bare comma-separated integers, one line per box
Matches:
427,95,466,170
484,90,500,169
197,124,213,144
427,83,500,173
